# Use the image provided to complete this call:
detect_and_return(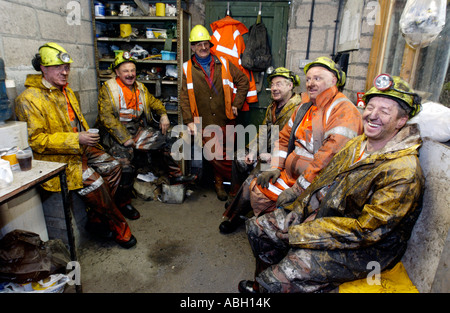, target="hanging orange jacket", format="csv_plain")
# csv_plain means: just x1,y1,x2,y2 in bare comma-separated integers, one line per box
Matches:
210,16,258,110
183,55,236,120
